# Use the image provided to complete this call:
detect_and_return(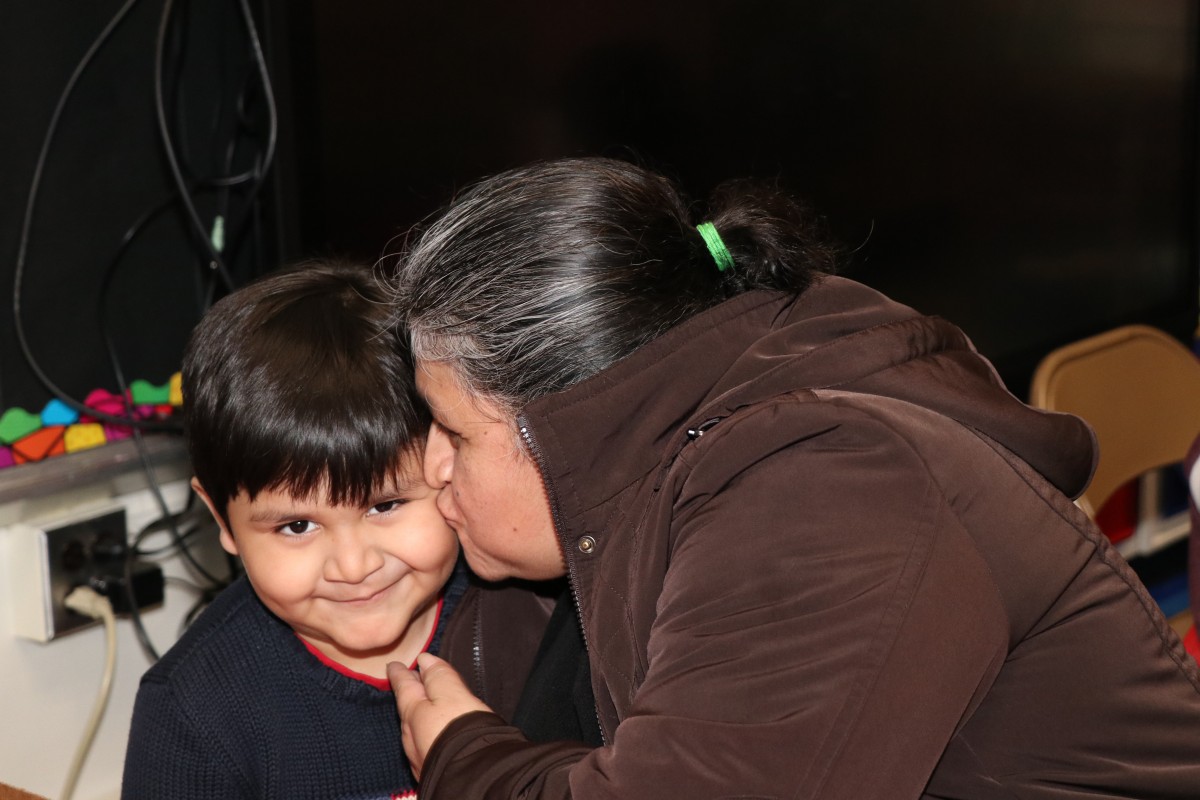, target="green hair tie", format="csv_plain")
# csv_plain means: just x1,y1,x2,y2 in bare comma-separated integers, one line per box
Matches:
696,221,734,273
